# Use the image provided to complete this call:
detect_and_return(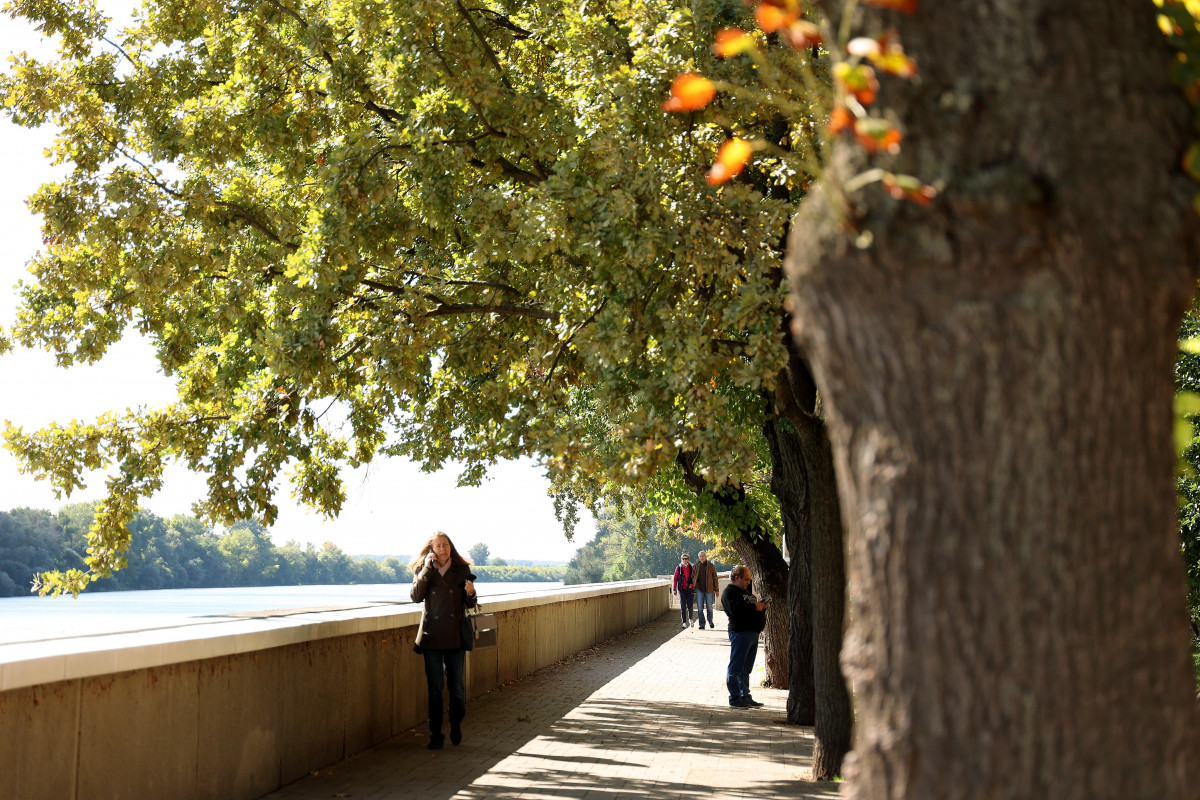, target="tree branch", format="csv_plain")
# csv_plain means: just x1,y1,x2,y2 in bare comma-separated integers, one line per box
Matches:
546,299,606,384
474,8,545,44
430,276,525,296
363,100,403,124
456,0,514,91
263,0,309,28
424,302,556,321
102,37,140,70
213,200,299,251
470,156,544,186
675,450,709,494
262,0,400,126
358,130,496,178
360,278,408,296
